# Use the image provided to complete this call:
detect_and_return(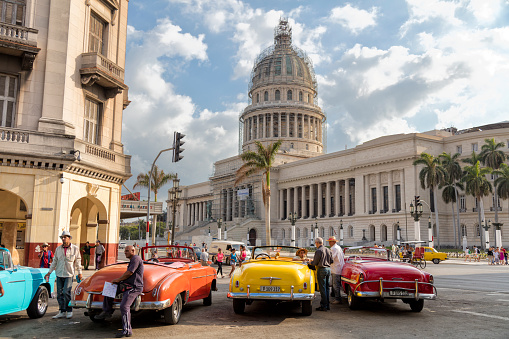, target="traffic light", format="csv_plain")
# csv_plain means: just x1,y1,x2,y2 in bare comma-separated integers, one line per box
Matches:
415,195,420,205
172,131,185,162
